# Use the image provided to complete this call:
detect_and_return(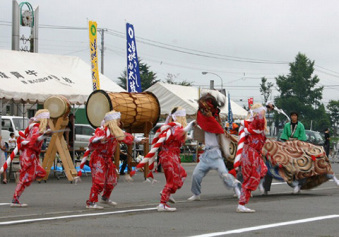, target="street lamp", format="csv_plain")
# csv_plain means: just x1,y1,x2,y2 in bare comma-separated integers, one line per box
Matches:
202,71,223,91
